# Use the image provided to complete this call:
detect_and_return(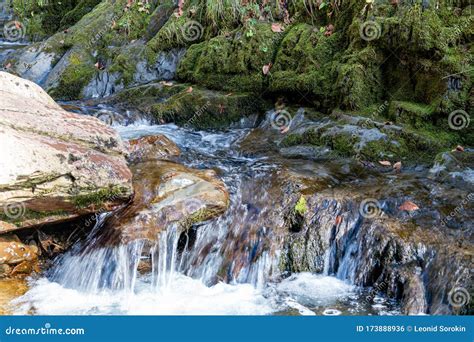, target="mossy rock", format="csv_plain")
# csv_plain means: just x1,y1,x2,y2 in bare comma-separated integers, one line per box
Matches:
60,0,103,29
389,101,436,129
280,109,460,163
335,46,384,110
47,50,95,100
176,22,278,92
150,85,267,129
269,23,341,109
